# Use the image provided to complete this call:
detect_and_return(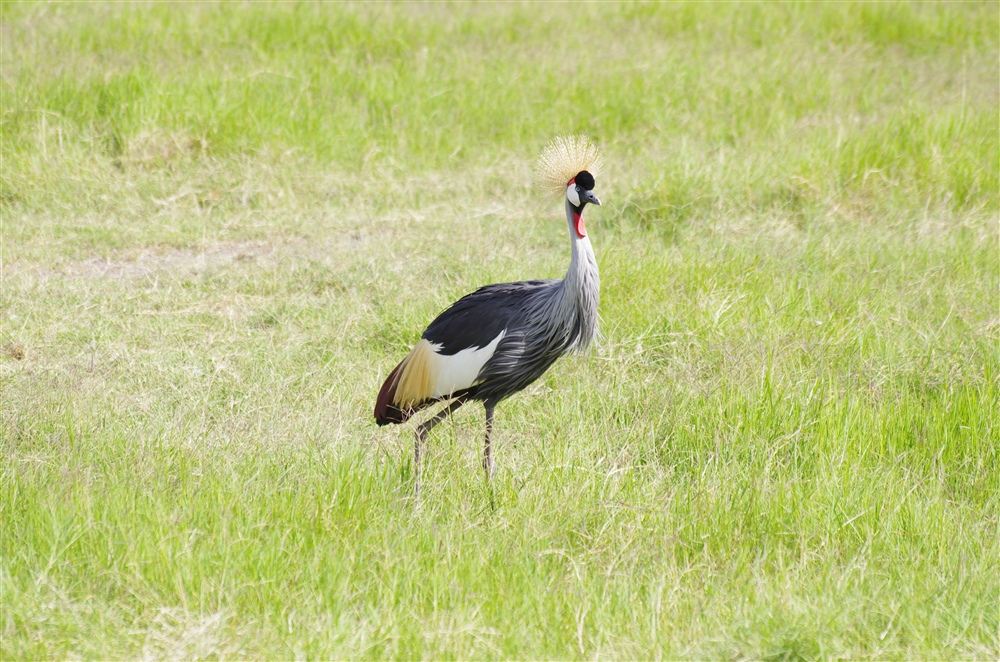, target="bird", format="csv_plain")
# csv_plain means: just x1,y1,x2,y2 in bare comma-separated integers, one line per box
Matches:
374,136,603,492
